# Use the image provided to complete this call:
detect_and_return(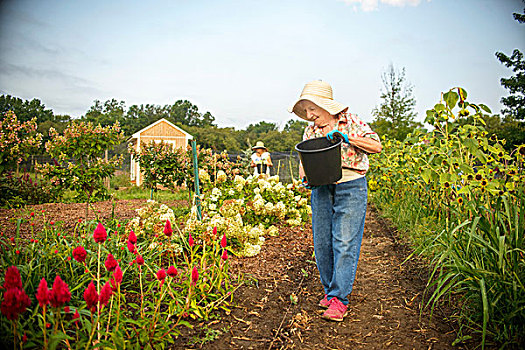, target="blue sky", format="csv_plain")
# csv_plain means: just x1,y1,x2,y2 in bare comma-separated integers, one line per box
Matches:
0,0,524,129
